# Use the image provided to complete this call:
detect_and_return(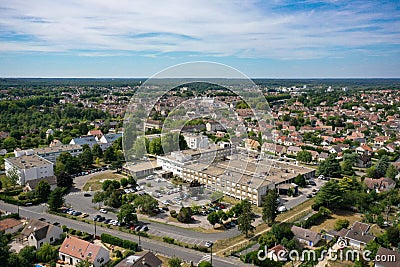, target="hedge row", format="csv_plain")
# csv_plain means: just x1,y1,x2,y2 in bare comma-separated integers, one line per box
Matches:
0,213,20,220
101,233,138,251
0,193,41,206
